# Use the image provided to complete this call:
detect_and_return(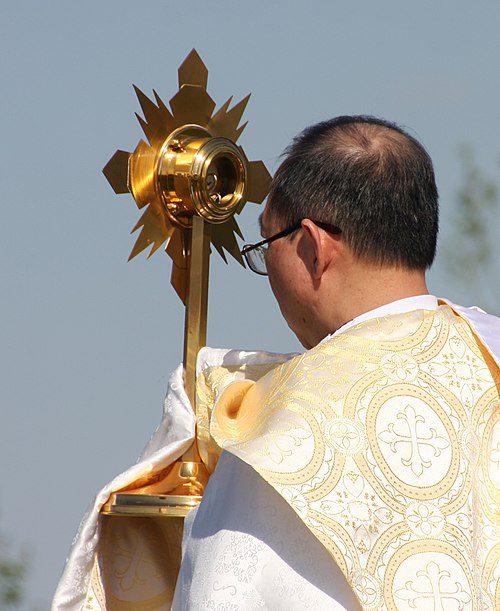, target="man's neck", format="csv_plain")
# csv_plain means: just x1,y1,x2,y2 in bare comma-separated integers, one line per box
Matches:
318,265,429,339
